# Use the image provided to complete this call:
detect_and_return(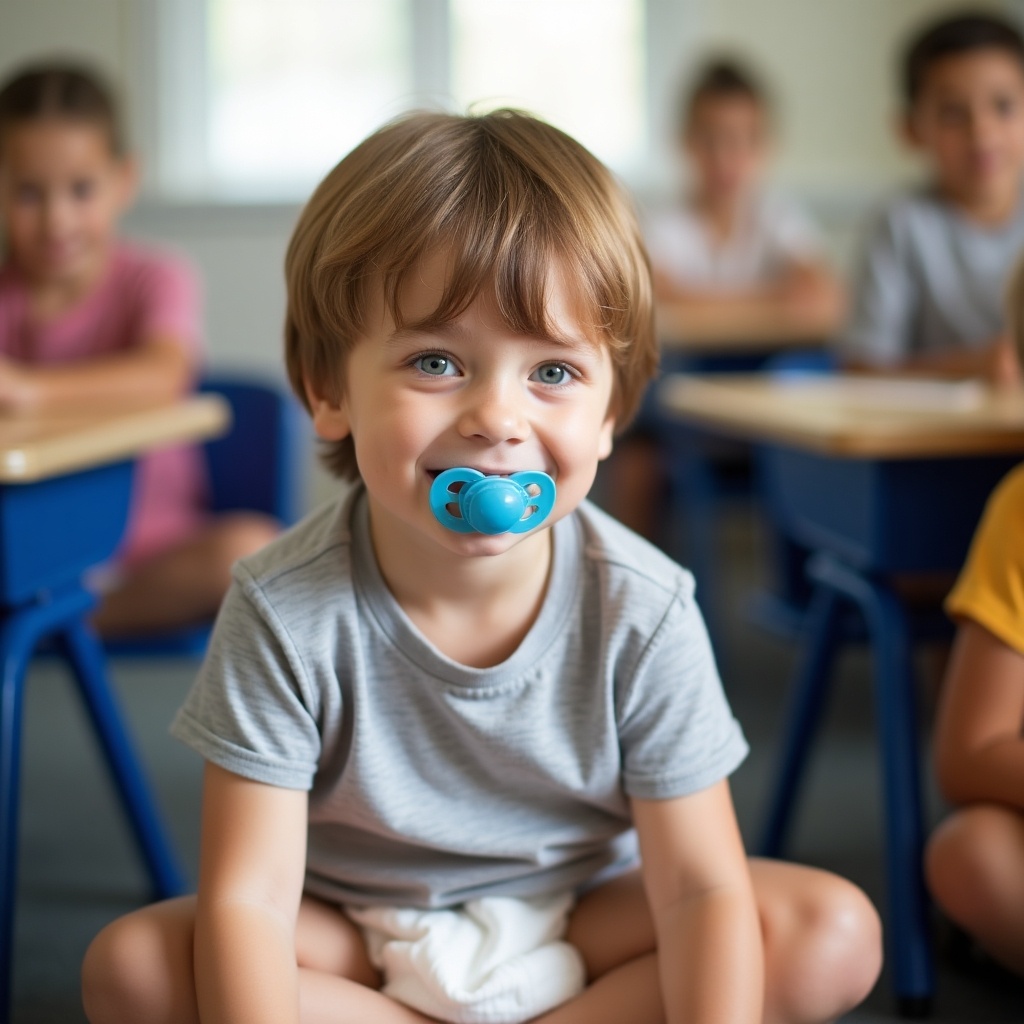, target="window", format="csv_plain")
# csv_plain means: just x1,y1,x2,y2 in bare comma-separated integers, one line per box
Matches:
155,0,648,199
